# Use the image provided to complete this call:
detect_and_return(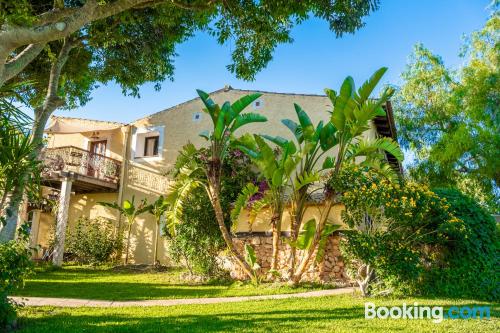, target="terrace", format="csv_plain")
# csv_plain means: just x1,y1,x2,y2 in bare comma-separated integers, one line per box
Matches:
41,146,121,193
